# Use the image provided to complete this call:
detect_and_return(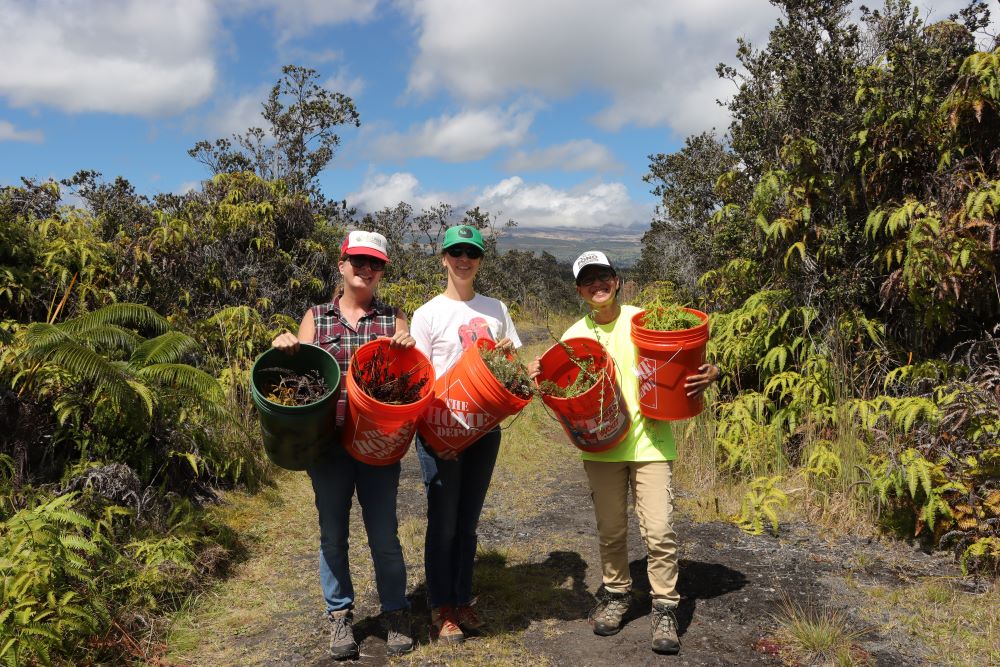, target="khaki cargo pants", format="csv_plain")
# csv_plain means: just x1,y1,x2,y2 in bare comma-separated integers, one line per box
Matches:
583,460,679,606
